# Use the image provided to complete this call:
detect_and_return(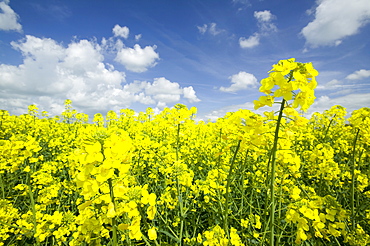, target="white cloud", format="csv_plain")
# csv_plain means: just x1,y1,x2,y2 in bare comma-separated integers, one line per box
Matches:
0,35,129,115
239,33,260,48
316,79,342,90
307,93,370,116
0,26,195,116
254,10,273,22
135,34,142,41
112,24,129,39
208,23,224,35
254,10,277,33
240,10,276,49
346,69,370,80
122,77,200,108
0,35,193,116
115,44,159,73
316,76,369,95
197,24,207,34
145,77,182,99
220,71,258,92
0,0,22,32
183,86,201,103
301,0,370,47
326,79,341,86
197,23,225,36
